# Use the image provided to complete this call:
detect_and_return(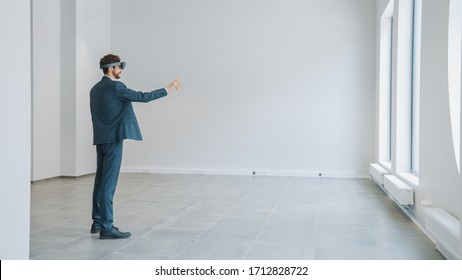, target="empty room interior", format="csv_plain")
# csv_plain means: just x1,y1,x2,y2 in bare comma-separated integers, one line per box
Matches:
1,0,461,260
